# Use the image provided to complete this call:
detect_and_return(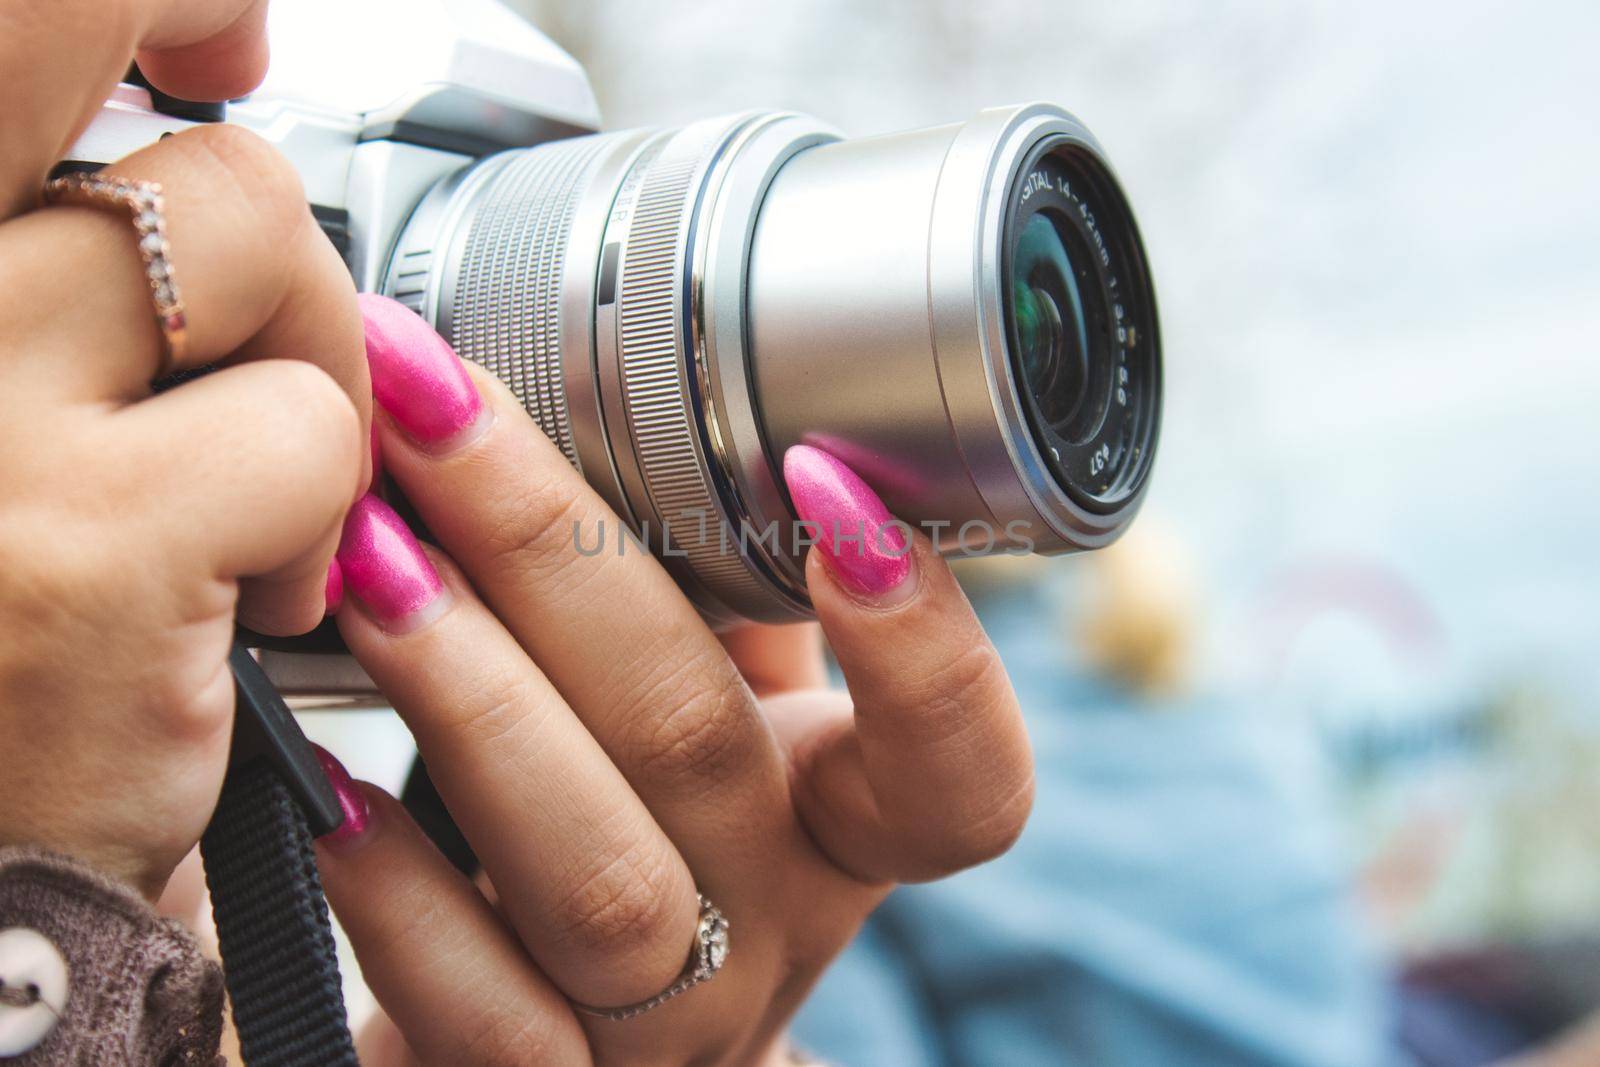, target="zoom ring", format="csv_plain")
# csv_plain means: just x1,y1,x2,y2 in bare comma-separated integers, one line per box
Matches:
617,122,759,603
